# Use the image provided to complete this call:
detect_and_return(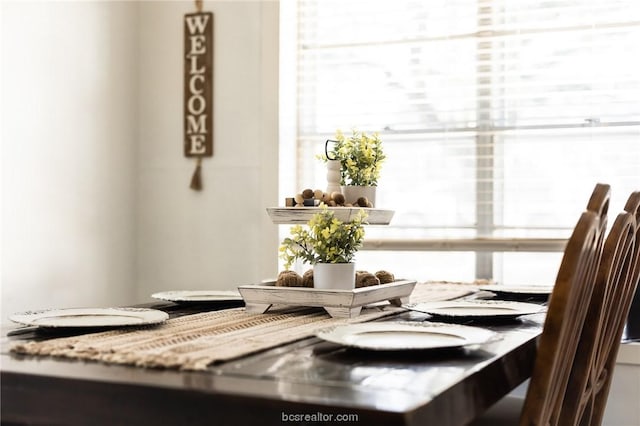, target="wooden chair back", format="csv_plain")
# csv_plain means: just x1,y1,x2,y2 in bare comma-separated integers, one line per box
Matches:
559,191,640,426
623,191,640,351
586,183,611,227
586,183,611,222
586,183,611,241
519,210,604,426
